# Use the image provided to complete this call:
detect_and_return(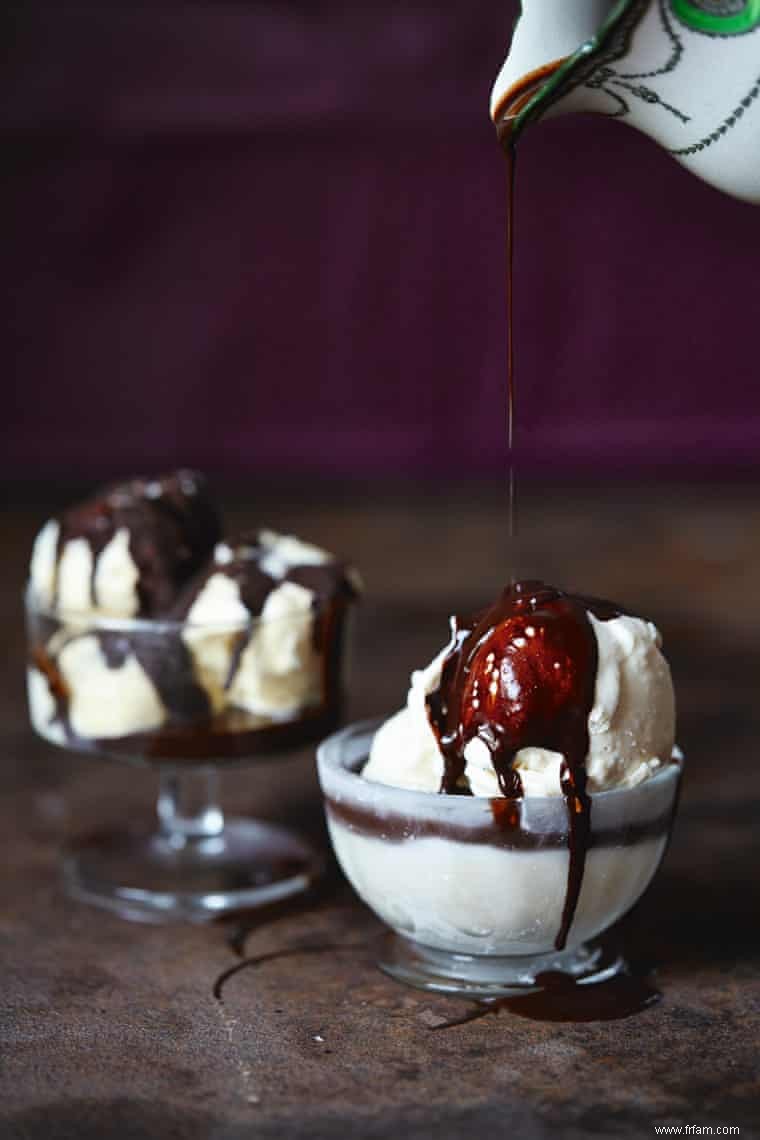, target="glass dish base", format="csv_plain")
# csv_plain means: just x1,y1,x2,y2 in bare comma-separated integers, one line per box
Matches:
62,818,322,924
378,934,625,998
